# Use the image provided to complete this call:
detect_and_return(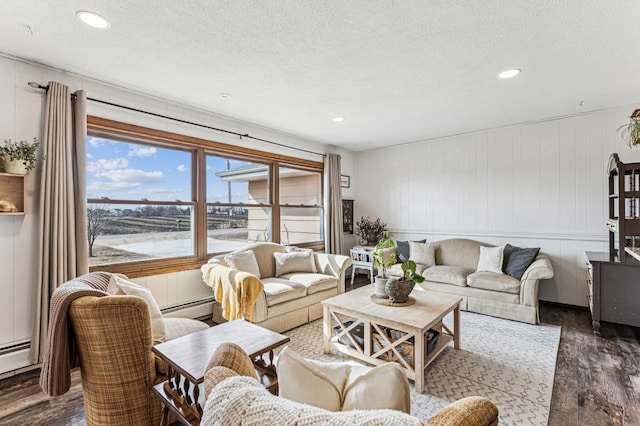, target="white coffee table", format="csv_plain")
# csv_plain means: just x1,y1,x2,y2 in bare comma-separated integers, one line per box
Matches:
322,285,461,393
